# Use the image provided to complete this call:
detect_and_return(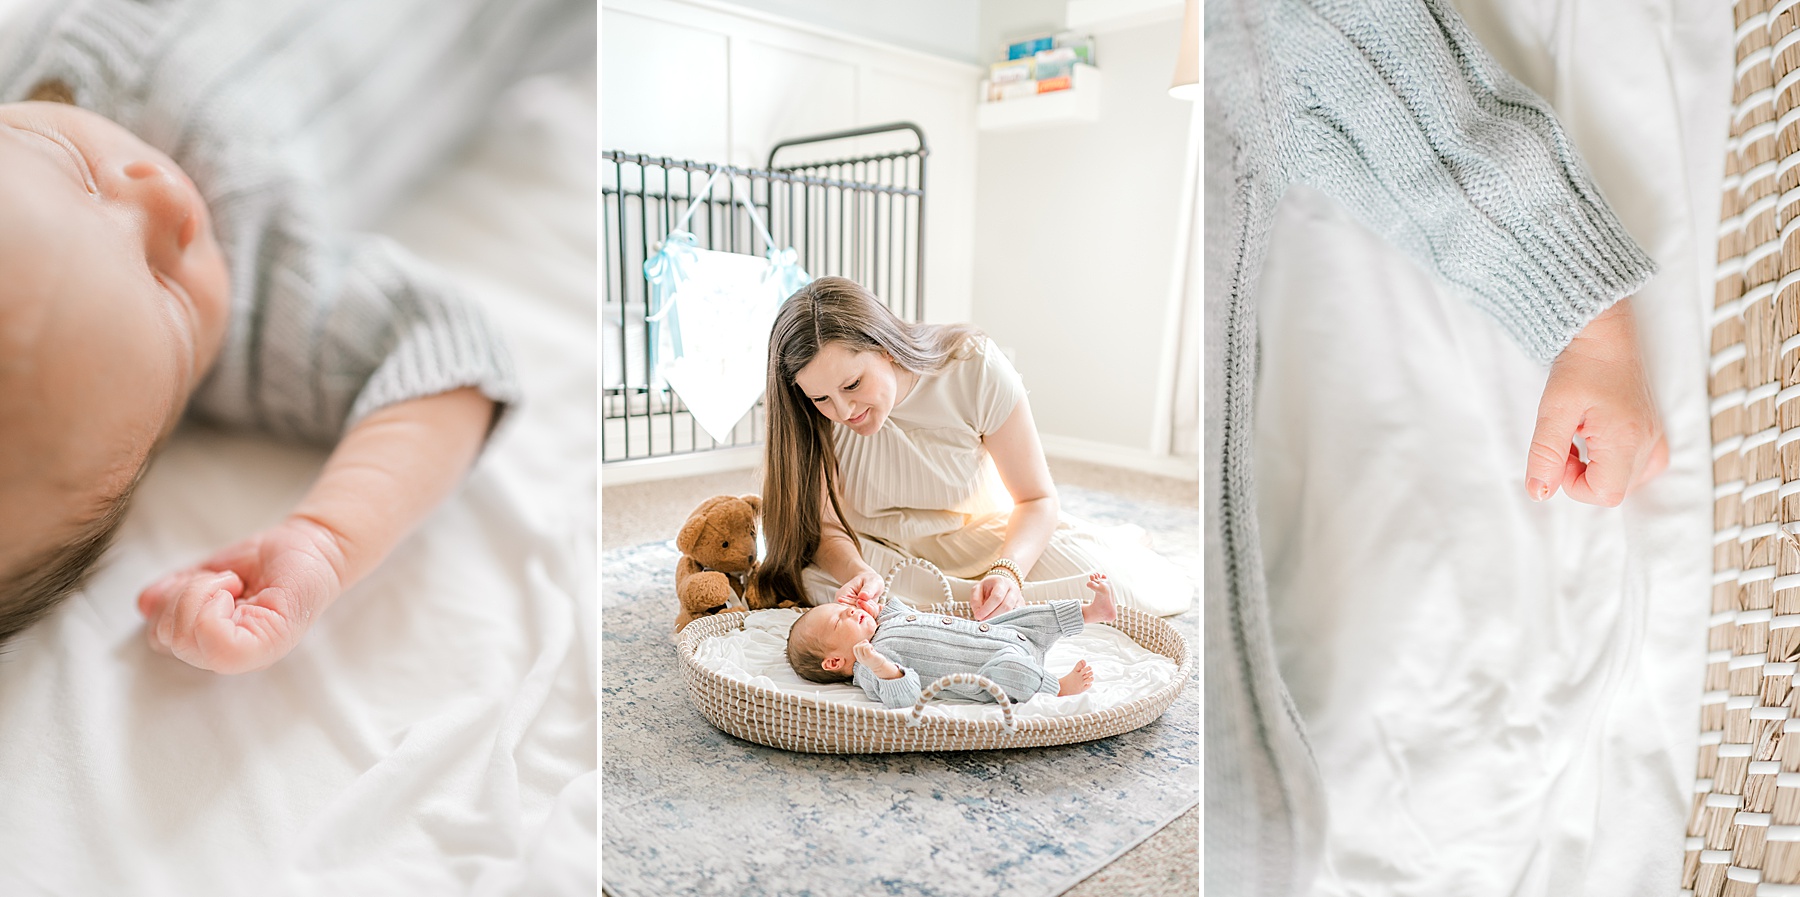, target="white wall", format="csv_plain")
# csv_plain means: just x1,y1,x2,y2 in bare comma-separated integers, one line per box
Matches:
968,15,1193,473
704,0,981,63
601,0,1196,479
976,0,1065,61
601,0,982,327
